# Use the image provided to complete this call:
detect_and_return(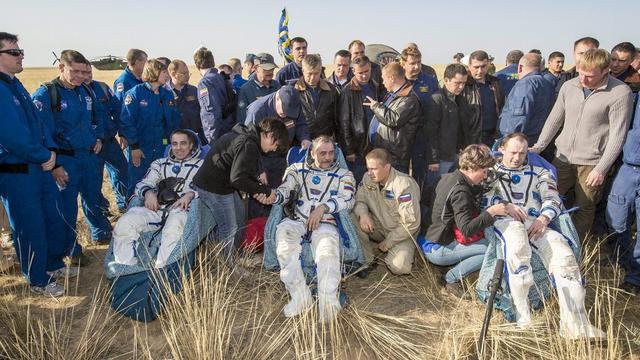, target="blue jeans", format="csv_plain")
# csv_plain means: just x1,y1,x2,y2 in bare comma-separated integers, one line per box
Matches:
420,236,488,283
606,163,640,286
196,186,245,260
